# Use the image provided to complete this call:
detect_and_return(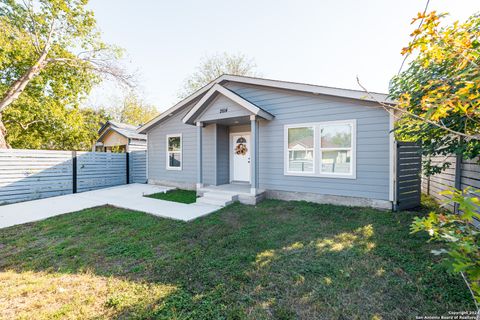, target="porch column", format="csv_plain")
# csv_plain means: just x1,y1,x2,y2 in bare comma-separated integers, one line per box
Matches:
196,122,203,189
250,115,259,194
